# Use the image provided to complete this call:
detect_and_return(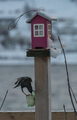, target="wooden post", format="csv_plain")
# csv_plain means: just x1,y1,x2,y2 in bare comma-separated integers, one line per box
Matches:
27,49,51,120
35,57,51,120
